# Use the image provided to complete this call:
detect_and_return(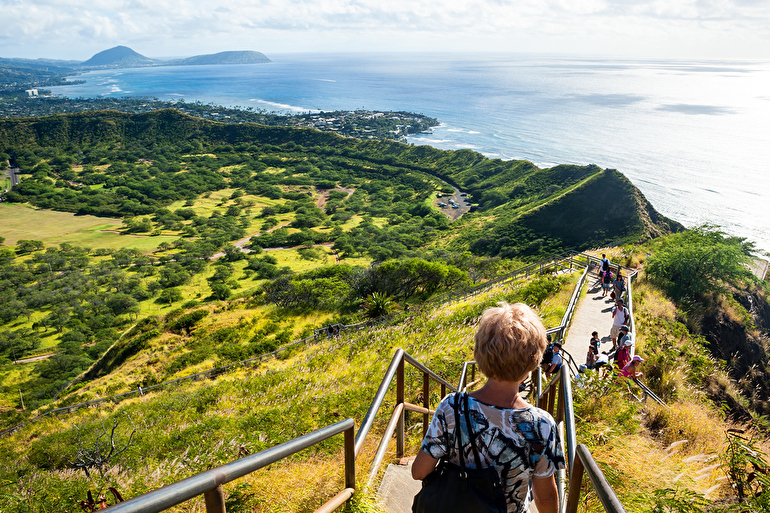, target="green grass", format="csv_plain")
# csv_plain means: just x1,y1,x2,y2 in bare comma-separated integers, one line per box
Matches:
0,363,33,411
0,268,584,513
0,204,177,252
